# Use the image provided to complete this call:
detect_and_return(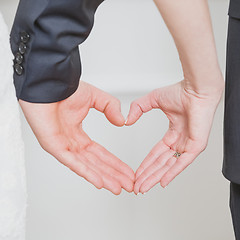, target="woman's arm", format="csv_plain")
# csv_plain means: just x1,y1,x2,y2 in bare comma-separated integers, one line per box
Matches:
154,0,224,93
126,0,224,194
